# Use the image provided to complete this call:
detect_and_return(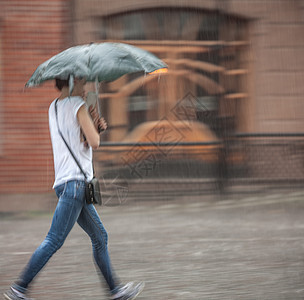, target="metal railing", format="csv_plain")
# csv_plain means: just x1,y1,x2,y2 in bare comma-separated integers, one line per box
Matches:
94,133,304,199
